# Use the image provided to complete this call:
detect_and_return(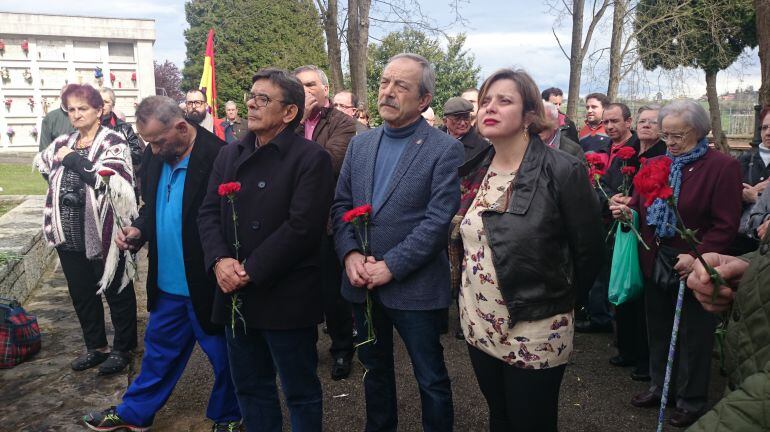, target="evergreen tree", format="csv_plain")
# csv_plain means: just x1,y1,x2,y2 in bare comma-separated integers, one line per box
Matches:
635,0,756,151
366,28,480,126
182,0,328,116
